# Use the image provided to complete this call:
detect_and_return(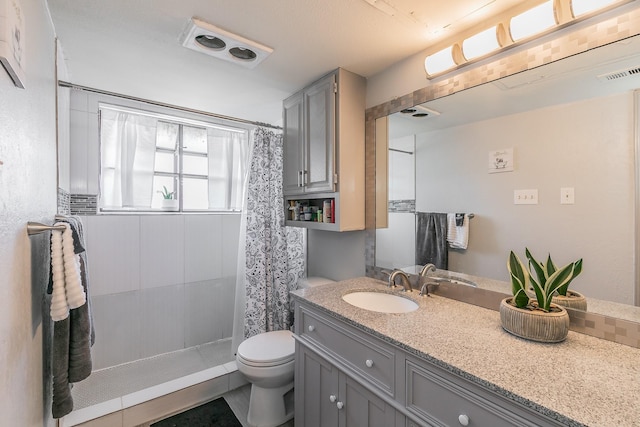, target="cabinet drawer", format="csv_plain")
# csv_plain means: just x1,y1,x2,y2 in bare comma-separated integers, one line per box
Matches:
300,306,395,396
406,361,559,427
